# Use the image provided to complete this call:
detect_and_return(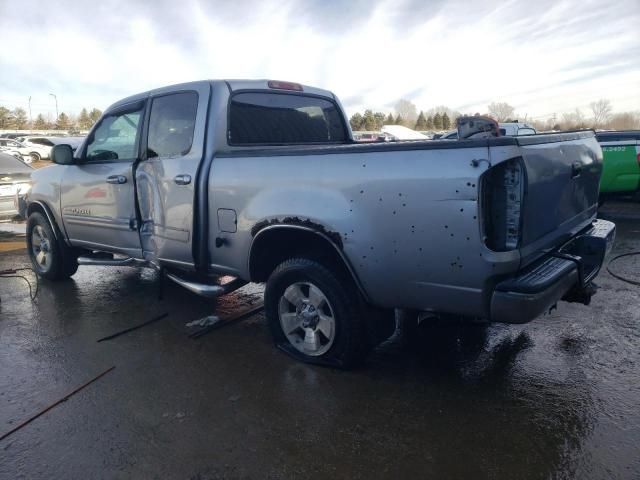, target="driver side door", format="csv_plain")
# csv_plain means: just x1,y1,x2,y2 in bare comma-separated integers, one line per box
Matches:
61,101,145,258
